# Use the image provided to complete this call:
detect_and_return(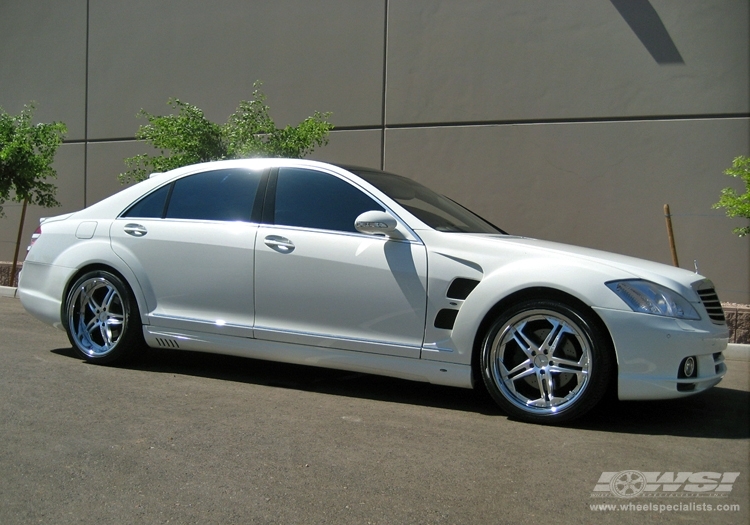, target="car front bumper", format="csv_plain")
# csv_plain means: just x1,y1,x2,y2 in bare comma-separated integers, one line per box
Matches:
593,307,729,400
